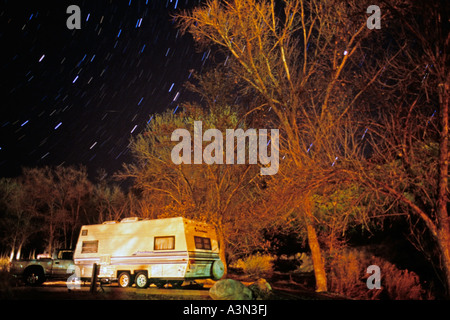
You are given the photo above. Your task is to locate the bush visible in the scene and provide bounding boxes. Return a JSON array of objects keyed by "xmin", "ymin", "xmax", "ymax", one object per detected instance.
[
  {"xmin": 0, "ymin": 256, "xmax": 15, "ymax": 299},
  {"xmin": 380, "ymin": 261, "xmax": 428, "ymax": 300},
  {"xmin": 238, "ymin": 254, "xmax": 274, "ymax": 278},
  {"xmin": 296, "ymin": 253, "xmax": 314, "ymax": 273},
  {"xmin": 0, "ymin": 257, "xmax": 10, "ymax": 272},
  {"xmin": 328, "ymin": 248, "xmax": 431, "ymax": 300}
]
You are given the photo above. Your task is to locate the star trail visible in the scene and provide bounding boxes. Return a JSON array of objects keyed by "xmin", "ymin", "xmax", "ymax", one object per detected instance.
[{"xmin": 0, "ymin": 0, "xmax": 206, "ymax": 178}]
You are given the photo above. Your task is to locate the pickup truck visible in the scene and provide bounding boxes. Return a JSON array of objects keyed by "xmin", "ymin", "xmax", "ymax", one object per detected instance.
[{"xmin": 10, "ymin": 250, "xmax": 74, "ymax": 285}]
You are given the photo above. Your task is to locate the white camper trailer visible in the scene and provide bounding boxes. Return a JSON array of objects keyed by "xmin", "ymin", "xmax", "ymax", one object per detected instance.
[{"xmin": 73, "ymin": 217, "xmax": 225, "ymax": 288}]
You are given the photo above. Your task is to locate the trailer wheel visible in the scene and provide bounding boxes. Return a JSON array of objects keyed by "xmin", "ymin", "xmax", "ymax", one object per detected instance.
[
  {"xmin": 135, "ymin": 272, "xmax": 149, "ymax": 289},
  {"xmin": 118, "ymin": 272, "xmax": 132, "ymax": 288}
]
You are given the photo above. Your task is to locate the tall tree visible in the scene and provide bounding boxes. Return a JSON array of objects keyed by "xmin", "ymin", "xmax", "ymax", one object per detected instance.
[
  {"xmin": 19, "ymin": 166, "xmax": 92, "ymax": 253},
  {"xmin": 92, "ymin": 183, "xmax": 128, "ymax": 223},
  {"xmin": 176, "ymin": 0, "xmax": 386, "ymax": 292},
  {"xmin": 121, "ymin": 104, "xmax": 262, "ymax": 275},
  {"xmin": 0, "ymin": 178, "xmax": 37, "ymax": 260}
]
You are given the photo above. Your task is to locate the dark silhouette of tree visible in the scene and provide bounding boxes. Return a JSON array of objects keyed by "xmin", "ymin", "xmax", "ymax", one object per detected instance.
[
  {"xmin": 350, "ymin": 0, "xmax": 450, "ymax": 295},
  {"xmin": 6, "ymin": 166, "xmax": 93, "ymax": 255},
  {"xmin": 0, "ymin": 178, "xmax": 37, "ymax": 260}
]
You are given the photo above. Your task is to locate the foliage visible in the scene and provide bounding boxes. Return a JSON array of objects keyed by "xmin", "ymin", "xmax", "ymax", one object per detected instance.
[
  {"xmin": 0, "ymin": 257, "xmax": 9, "ymax": 272},
  {"xmin": 295, "ymin": 253, "xmax": 314, "ymax": 273},
  {"xmin": 0, "ymin": 0, "xmax": 446, "ymax": 300},
  {"xmin": 235, "ymin": 253, "xmax": 275, "ymax": 279},
  {"xmin": 120, "ymin": 101, "xmax": 267, "ymax": 274},
  {"xmin": 175, "ymin": 0, "xmax": 395, "ymax": 292},
  {"xmin": 312, "ymin": 184, "xmax": 370, "ymax": 252},
  {"xmin": 0, "ymin": 166, "xmax": 125, "ymax": 258},
  {"xmin": 175, "ymin": 0, "xmax": 450, "ymax": 295},
  {"xmin": 328, "ymin": 248, "xmax": 431, "ymax": 300}
]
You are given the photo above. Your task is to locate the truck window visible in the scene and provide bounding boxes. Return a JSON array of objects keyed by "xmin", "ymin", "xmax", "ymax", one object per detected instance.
[
  {"xmin": 81, "ymin": 240, "xmax": 99, "ymax": 253},
  {"xmin": 154, "ymin": 236, "xmax": 175, "ymax": 250},
  {"xmin": 58, "ymin": 251, "xmax": 73, "ymax": 260},
  {"xmin": 194, "ymin": 236, "xmax": 212, "ymax": 250}
]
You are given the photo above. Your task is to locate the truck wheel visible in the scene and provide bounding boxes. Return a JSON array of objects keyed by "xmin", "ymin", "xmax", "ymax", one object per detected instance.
[
  {"xmin": 134, "ymin": 272, "xmax": 149, "ymax": 289},
  {"xmin": 23, "ymin": 267, "xmax": 45, "ymax": 286},
  {"xmin": 118, "ymin": 272, "xmax": 131, "ymax": 288}
]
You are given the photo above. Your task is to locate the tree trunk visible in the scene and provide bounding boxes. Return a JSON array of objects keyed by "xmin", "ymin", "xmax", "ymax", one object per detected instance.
[
  {"xmin": 437, "ymin": 82, "xmax": 450, "ymax": 295},
  {"xmin": 217, "ymin": 228, "xmax": 228, "ymax": 277},
  {"xmin": 70, "ymin": 200, "xmax": 81, "ymax": 249},
  {"xmin": 15, "ymin": 242, "xmax": 23, "ymax": 260},
  {"xmin": 302, "ymin": 196, "xmax": 328, "ymax": 292},
  {"xmin": 47, "ymin": 221, "xmax": 54, "ymax": 255},
  {"xmin": 9, "ymin": 244, "xmax": 15, "ymax": 262},
  {"xmin": 437, "ymin": 228, "xmax": 450, "ymax": 296}
]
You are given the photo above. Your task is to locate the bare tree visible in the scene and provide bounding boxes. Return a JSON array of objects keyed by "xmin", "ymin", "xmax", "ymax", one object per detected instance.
[
  {"xmin": 352, "ymin": 0, "xmax": 450, "ymax": 295},
  {"xmin": 0, "ymin": 178, "xmax": 37, "ymax": 260},
  {"xmin": 92, "ymin": 183, "xmax": 128, "ymax": 223},
  {"xmin": 57, "ymin": 166, "xmax": 93, "ymax": 249},
  {"xmin": 18, "ymin": 166, "xmax": 93, "ymax": 253}
]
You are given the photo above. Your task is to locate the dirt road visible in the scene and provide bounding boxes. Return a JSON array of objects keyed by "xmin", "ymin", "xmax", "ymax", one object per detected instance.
[{"xmin": 7, "ymin": 282, "xmax": 212, "ymax": 300}]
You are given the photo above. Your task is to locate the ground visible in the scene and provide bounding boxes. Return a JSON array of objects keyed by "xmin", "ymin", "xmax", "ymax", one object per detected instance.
[{"xmin": 0, "ymin": 270, "xmax": 346, "ymax": 300}]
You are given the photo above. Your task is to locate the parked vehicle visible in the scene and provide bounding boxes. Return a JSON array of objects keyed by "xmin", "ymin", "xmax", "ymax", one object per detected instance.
[
  {"xmin": 73, "ymin": 217, "xmax": 225, "ymax": 288},
  {"xmin": 10, "ymin": 249, "xmax": 74, "ymax": 285}
]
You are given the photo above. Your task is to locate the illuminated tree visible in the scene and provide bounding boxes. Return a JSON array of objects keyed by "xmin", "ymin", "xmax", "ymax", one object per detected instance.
[
  {"xmin": 121, "ymin": 102, "xmax": 264, "ymax": 275},
  {"xmin": 176, "ymin": 0, "xmax": 386, "ymax": 291}
]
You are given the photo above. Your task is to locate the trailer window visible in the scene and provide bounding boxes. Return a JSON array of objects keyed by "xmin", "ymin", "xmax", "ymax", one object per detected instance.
[
  {"xmin": 154, "ymin": 236, "xmax": 175, "ymax": 250},
  {"xmin": 194, "ymin": 236, "xmax": 212, "ymax": 250},
  {"xmin": 81, "ymin": 240, "xmax": 98, "ymax": 253}
]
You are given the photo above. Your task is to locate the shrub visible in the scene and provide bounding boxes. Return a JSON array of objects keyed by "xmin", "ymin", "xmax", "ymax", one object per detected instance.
[
  {"xmin": 328, "ymin": 248, "xmax": 430, "ymax": 300},
  {"xmin": 380, "ymin": 262, "xmax": 428, "ymax": 300},
  {"xmin": 0, "ymin": 256, "xmax": 10, "ymax": 272},
  {"xmin": 0, "ymin": 256, "xmax": 15, "ymax": 299},
  {"xmin": 239, "ymin": 254, "xmax": 274, "ymax": 278},
  {"xmin": 296, "ymin": 252, "xmax": 314, "ymax": 273}
]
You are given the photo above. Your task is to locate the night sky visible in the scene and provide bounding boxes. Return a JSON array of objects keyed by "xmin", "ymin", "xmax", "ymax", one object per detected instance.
[{"xmin": 0, "ymin": 0, "xmax": 206, "ymax": 178}]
